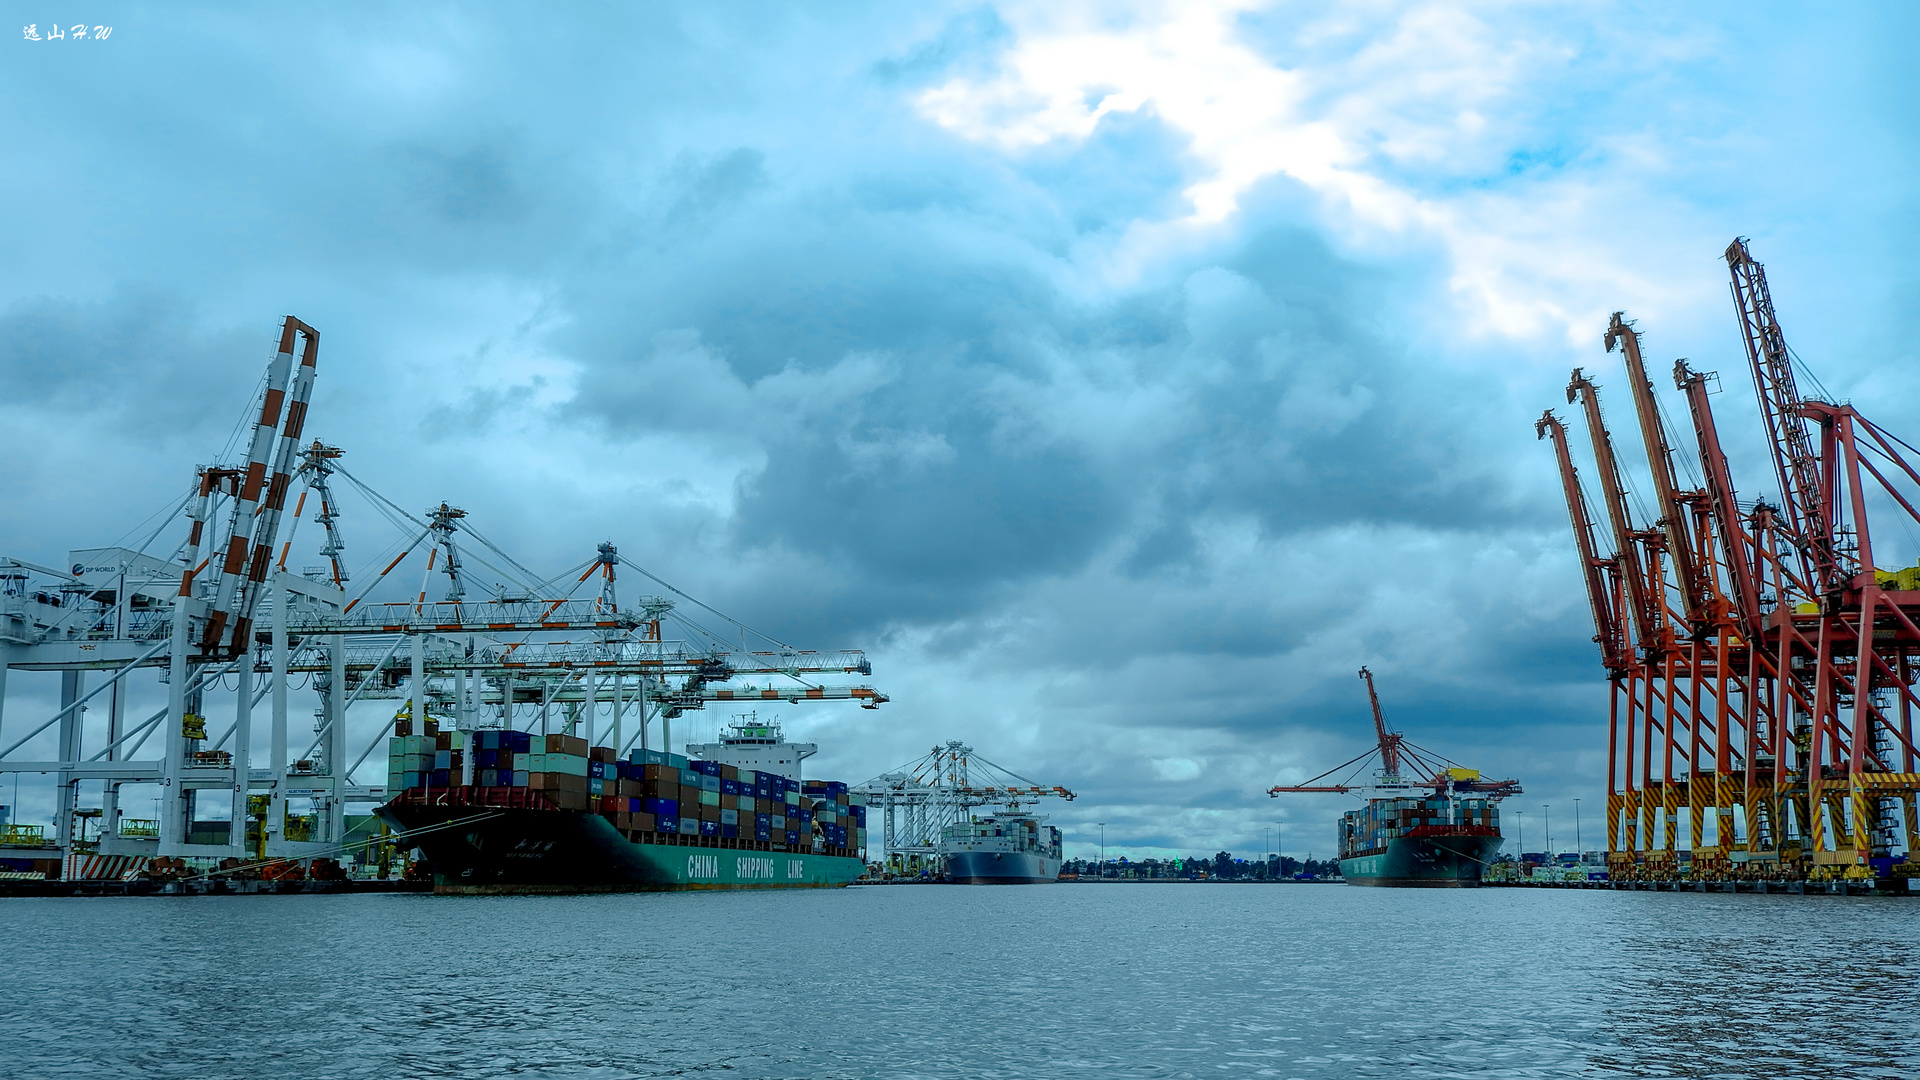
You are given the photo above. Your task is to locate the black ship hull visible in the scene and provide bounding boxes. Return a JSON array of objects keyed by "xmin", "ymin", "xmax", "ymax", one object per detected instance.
[{"xmin": 377, "ymin": 800, "xmax": 864, "ymax": 893}]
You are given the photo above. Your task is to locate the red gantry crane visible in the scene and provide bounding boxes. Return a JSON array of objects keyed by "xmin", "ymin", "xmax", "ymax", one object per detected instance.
[
  {"xmin": 1268, "ymin": 668, "xmax": 1520, "ymax": 798},
  {"xmin": 1540, "ymin": 240, "xmax": 1920, "ymax": 887}
]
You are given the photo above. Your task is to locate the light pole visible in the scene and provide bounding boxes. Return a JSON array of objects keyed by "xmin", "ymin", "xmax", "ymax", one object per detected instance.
[
  {"xmin": 1515, "ymin": 810, "xmax": 1524, "ymax": 858},
  {"xmin": 1544, "ymin": 803, "xmax": 1552, "ymax": 858},
  {"xmin": 1574, "ymin": 798, "xmax": 1582, "ymax": 853},
  {"xmin": 1098, "ymin": 822, "xmax": 1105, "ymax": 880}
]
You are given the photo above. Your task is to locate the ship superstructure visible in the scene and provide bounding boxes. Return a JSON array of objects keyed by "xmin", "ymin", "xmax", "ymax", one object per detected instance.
[
  {"xmin": 685, "ymin": 713, "xmax": 815, "ymax": 780},
  {"xmin": 1270, "ymin": 668, "xmax": 1520, "ymax": 887}
]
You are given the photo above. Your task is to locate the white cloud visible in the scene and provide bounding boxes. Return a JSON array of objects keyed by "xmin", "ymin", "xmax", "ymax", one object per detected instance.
[{"xmin": 918, "ymin": 1, "xmax": 1733, "ymax": 348}]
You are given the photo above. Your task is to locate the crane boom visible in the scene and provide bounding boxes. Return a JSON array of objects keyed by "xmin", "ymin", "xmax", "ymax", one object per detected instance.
[
  {"xmin": 1357, "ymin": 666, "xmax": 1403, "ymax": 779},
  {"xmin": 1270, "ymin": 671, "xmax": 1517, "ymax": 799},
  {"xmin": 1536, "ymin": 411, "xmax": 1629, "ymax": 671},
  {"xmin": 1673, "ymin": 361, "xmax": 1764, "ymax": 635},
  {"xmin": 1727, "ymin": 238, "xmax": 1841, "ymax": 590},
  {"xmin": 1567, "ymin": 369, "xmax": 1663, "ymax": 652},
  {"xmin": 1607, "ymin": 313, "xmax": 1707, "ymax": 631}
]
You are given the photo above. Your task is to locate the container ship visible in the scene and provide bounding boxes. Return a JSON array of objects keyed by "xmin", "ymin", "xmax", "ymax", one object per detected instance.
[
  {"xmin": 1269, "ymin": 668, "xmax": 1520, "ymax": 887},
  {"xmin": 939, "ymin": 807, "xmax": 1063, "ymax": 884},
  {"xmin": 376, "ymin": 715, "xmax": 868, "ymax": 893}
]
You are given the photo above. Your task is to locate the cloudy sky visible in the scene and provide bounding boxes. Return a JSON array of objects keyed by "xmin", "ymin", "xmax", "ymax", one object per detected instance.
[{"xmin": 3, "ymin": 2, "xmax": 1915, "ymax": 860}]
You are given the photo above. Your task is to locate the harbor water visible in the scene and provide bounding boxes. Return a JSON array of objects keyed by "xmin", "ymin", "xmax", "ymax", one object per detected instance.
[{"xmin": 1, "ymin": 884, "xmax": 1914, "ymax": 1078}]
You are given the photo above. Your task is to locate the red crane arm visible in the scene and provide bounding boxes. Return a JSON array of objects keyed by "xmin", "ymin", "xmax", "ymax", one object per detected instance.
[
  {"xmin": 1357, "ymin": 666, "xmax": 1402, "ymax": 778},
  {"xmin": 1567, "ymin": 369, "xmax": 1663, "ymax": 652},
  {"xmin": 1536, "ymin": 411, "xmax": 1630, "ymax": 671},
  {"xmin": 1674, "ymin": 361, "xmax": 1765, "ymax": 636},
  {"xmin": 1727, "ymin": 238, "xmax": 1842, "ymax": 591},
  {"xmin": 1607, "ymin": 312, "xmax": 1707, "ymax": 631}
]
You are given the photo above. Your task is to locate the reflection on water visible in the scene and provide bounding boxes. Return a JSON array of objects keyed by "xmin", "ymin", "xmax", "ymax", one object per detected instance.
[
  {"xmin": 1591, "ymin": 899, "xmax": 1917, "ymax": 1079},
  {"xmin": 0, "ymin": 885, "xmax": 1913, "ymax": 1078}
]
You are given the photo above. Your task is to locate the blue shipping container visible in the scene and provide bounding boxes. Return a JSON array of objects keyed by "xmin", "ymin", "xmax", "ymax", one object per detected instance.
[{"xmin": 513, "ymin": 770, "xmax": 528, "ymax": 787}]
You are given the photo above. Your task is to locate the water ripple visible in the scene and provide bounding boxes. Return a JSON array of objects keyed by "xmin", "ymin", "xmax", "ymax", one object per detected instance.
[{"xmin": 0, "ymin": 886, "xmax": 1913, "ymax": 1078}]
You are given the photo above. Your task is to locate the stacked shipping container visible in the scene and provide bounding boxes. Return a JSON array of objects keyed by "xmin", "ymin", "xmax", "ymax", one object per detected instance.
[
  {"xmin": 1340, "ymin": 797, "xmax": 1502, "ymax": 856},
  {"xmin": 386, "ymin": 727, "xmax": 869, "ymax": 857}
]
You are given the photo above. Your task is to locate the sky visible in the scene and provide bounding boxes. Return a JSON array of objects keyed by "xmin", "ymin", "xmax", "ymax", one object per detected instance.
[{"xmin": 2, "ymin": 1, "xmax": 1916, "ymax": 861}]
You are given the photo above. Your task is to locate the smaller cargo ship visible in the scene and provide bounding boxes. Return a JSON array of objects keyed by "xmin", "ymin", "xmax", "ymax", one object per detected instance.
[
  {"xmin": 856, "ymin": 740, "xmax": 1075, "ymax": 883},
  {"xmin": 1269, "ymin": 668, "xmax": 1520, "ymax": 888},
  {"xmin": 939, "ymin": 807, "xmax": 1062, "ymax": 884}
]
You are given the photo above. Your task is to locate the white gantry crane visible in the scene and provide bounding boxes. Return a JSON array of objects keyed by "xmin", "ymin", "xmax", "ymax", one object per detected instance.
[
  {"xmin": 855, "ymin": 740, "xmax": 1072, "ymax": 876},
  {"xmin": 0, "ymin": 315, "xmax": 886, "ymax": 884}
]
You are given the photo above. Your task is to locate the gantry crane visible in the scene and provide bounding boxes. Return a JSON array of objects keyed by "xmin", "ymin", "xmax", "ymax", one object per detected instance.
[
  {"xmin": 0, "ymin": 315, "xmax": 888, "ymax": 882},
  {"xmin": 1541, "ymin": 240, "xmax": 1920, "ymax": 885},
  {"xmin": 855, "ymin": 741, "xmax": 1073, "ymax": 876},
  {"xmin": 1268, "ymin": 668, "xmax": 1520, "ymax": 799}
]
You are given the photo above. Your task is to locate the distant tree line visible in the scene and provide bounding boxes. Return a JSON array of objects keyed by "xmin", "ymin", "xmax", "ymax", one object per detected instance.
[{"xmin": 1063, "ymin": 852, "xmax": 1338, "ymax": 880}]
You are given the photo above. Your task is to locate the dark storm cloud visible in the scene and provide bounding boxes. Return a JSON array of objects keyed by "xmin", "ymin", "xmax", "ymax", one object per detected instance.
[
  {"xmin": 560, "ymin": 164, "xmax": 1520, "ymax": 639},
  {"xmin": 0, "ymin": 288, "xmax": 260, "ymax": 434}
]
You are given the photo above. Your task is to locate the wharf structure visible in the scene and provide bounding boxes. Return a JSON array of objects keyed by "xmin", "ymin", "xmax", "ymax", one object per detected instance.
[
  {"xmin": 0, "ymin": 316, "xmax": 886, "ymax": 885},
  {"xmin": 1538, "ymin": 240, "xmax": 1920, "ymax": 886}
]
